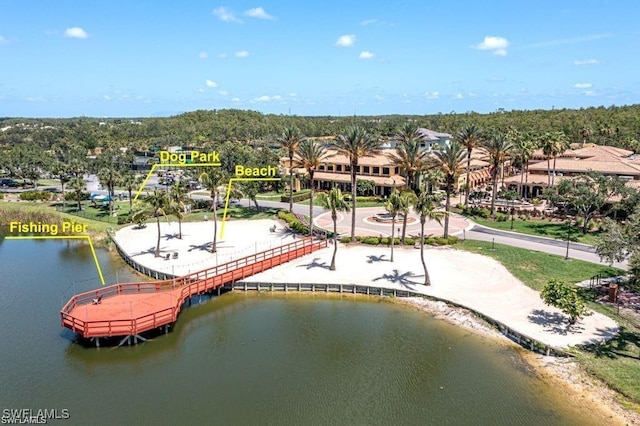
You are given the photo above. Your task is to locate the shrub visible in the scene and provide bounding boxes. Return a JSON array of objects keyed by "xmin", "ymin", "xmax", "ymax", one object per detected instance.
[
  {"xmin": 340, "ymin": 236, "xmax": 351, "ymax": 244},
  {"xmin": 404, "ymin": 238, "xmax": 415, "ymax": 245},
  {"xmin": 0, "ymin": 194, "xmax": 3, "ymax": 200},
  {"xmin": 117, "ymin": 214, "xmax": 131, "ymax": 225},
  {"xmin": 362, "ymin": 237, "xmax": 379, "ymax": 245},
  {"xmin": 495, "ymin": 213, "xmax": 507, "ymax": 222},
  {"xmin": 19, "ymin": 191, "xmax": 52, "ymax": 201},
  {"xmin": 280, "ymin": 190, "xmax": 311, "ymax": 203},
  {"xmin": 277, "ymin": 210, "xmax": 309, "ymax": 235},
  {"xmin": 478, "ymin": 208, "xmax": 490, "ymax": 218}
]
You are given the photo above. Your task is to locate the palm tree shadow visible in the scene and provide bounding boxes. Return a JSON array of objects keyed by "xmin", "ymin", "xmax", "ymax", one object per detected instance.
[
  {"xmin": 580, "ymin": 327, "xmax": 640, "ymax": 360},
  {"xmin": 297, "ymin": 257, "xmax": 330, "ymax": 270},
  {"xmin": 187, "ymin": 242, "xmax": 233, "ymax": 252},
  {"xmin": 367, "ymin": 254, "xmax": 387, "ymax": 263},
  {"xmin": 163, "ymin": 233, "xmax": 180, "ymax": 240},
  {"xmin": 373, "ymin": 269, "xmax": 422, "ymax": 287}
]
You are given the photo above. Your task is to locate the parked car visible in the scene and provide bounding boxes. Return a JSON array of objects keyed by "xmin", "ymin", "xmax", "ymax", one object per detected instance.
[{"xmin": 0, "ymin": 178, "xmax": 20, "ymax": 187}]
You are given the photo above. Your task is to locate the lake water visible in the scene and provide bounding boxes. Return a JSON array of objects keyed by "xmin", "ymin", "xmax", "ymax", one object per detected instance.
[{"xmin": 0, "ymin": 239, "xmax": 607, "ymax": 425}]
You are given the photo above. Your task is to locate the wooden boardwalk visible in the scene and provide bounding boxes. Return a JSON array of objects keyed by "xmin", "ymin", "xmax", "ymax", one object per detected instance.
[{"xmin": 61, "ymin": 237, "xmax": 326, "ymax": 344}]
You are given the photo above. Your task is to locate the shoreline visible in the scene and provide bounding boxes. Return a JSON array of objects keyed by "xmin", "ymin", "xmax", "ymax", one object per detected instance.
[{"xmin": 395, "ymin": 296, "xmax": 640, "ymax": 426}]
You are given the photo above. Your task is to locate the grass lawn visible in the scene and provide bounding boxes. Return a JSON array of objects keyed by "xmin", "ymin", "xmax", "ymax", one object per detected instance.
[
  {"xmin": 0, "ymin": 201, "xmax": 115, "ymax": 237},
  {"xmin": 456, "ymin": 239, "xmax": 640, "ymax": 408},
  {"xmin": 181, "ymin": 206, "xmax": 280, "ymax": 222},
  {"xmin": 468, "ymin": 216, "xmax": 602, "ymax": 245}
]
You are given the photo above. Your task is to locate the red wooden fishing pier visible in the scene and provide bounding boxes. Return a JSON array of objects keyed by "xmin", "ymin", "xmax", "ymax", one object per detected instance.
[{"xmin": 61, "ymin": 237, "xmax": 326, "ymax": 346}]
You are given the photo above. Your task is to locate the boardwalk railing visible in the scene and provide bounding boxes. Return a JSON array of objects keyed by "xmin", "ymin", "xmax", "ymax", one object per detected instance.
[{"xmin": 61, "ymin": 237, "xmax": 327, "ymax": 338}]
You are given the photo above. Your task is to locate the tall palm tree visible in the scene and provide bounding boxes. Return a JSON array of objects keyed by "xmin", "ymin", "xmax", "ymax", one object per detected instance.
[
  {"xmin": 132, "ymin": 189, "xmax": 170, "ymax": 257},
  {"xmin": 483, "ymin": 133, "xmax": 514, "ymax": 216},
  {"xmin": 385, "ymin": 189, "xmax": 403, "ymax": 262},
  {"xmin": 98, "ymin": 166, "xmax": 121, "ymax": 216},
  {"xmin": 169, "ymin": 181, "xmax": 190, "ymax": 239},
  {"xmin": 399, "ymin": 191, "xmax": 416, "ymax": 244},
  {"xmin": 579, "ymin": 127, "xmax": 592, "ymax": 147},
  {"xmin": 333, "ymin": 126, "xmax": 381, "ymax": 241},
  {"xmin": 413, "ymin": 189, "xmax": 447, "ymax": 285},
  {"xmin": 120, "ymin": 172, "xmax": 140, "ymax": 212},
  {"xmin": 316, "ymin": 186, "xmax": 350, "ymax": 270},
  {"xmin": 457, "ymin": 124, "xmax": 483, "ymax": 207},
  {"xmin": 388, "ymin": 135, "xmax": 427, "ymax": 192},
  {"xmin": 68, "ymin": 176, "xmax": 85, "ymax": 212},
  {"xmin": 199, "ymin": 168, "xmax": 227, "ymax": 253},
  {"xmin": 599, "ymin": 125, "xmax": 614, "ymax": 145},
  {"xmin": 278, "ymin": 126, "xmax": 304, "ymax": 212},
  {"xmin": 428, "ymin": 141, "xmax": 466, "ymax": 237},
  {"xmin": 515, "ymin": 132, "xmax": 538, "ymax": 198},
  {"xmin": 391, "ymin": 122, "xmax": 427, "ymax": 192},
  {"xmin": 295, "ymin": 139, "xmax": 328, "ymax": 238},
  {"xmin": 549, "ymin": 131, "xmax": 569, "ymax": 186}
]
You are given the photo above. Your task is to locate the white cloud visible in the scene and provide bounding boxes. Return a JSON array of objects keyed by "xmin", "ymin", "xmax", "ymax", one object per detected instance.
[
  {"xmin": 468, "ymin": 92, "xmax": 478, "ymax": 97},
  {"xmin": 199, "ymin": 51, "xmax": 208, "ymax": 59},
  {"xmin": 206, "ymin": 80, "xmax": 218, "ymax": 88},
  {"xmin": 198, "ymin": 89, "xmax": 205, "ymax": 94},
  {"xmin": 574, "ymin": 83, "xmax": 592, "ymax": 89},
  {"xmin": 64, "ymin": 27, "xmax": 88, "ymax": 39},
  {"xmin": 474, "ymin": 35, "xmax": 509, "ymax": 56},
  {"xmin": 253, "ymin": 95, "xmax": 282, "ymax": 102},
  {"xmin": 244, "ymin": 7, "xmax": 274, "ymax": 20},
  {"xmin": 289, "ymin": 92, "xmax": 297, "ymax": 97},
  {"xmin": 361, "ymin": 19, "xmax": 377, "ymax": 26},
  {"xmin": 584, "ymin": 90, "xmax": 596, "ymax": 96},
  {"xmin": 234, "ymin": 50, "xmax": 249, "ymax": 58},
  {"xmin": 213, "ymin": 6, "xmax": 241, "ymax": 23},
  {"xmin": 359, "ymin": 51, "xmax": 375, "ymax": 59},
  {"xmin": 335, "ymin": 34, "xmax": 356, "ymax": 47},
  {"xmin": 103, "ymin": 95, "xmax": 111, "ymax": 101},
  {"xmin": 454, "ymin": 93, "xmax": 464, "ymax": 99},
  {"xmin": 373, "ymin": 94, "xmax": 384, "ymax": 101},
  {"xmin": 424, "ymin": 91, "xmax": 439, "ymax": 99},
  {"xmin": 573, "ymin": 59, "xmax": 599, "ymax": 66},
  {"xmin": 231, "ymin": 97, "xmax": 241, "ymax": 102},
  {"xmin": 219, "ymin": 52, "xmax": 228, "ymax": 59},
  {"xmin": 0, "ymin": 35, "xmax": 7, "ymax": 44},
  {"xmin": 219, "ymin": 90, "xmax": 228, "ymax": 96}
]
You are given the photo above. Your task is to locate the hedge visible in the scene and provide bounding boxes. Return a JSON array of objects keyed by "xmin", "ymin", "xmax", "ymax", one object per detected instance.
[
  {"xmin": 277, "ymin": 210, "xmax": 309, "ymax": 235},
  {"xmin": 338, "ymin": 235, "xmax": 458, "ymax": 246},
  {"xmin": 19, "ymin": 191, "xmax": 52, "ymax": 201},
  {"xmin": 280, "ymin": 190, "xmax": 311, "ymax": 203}
]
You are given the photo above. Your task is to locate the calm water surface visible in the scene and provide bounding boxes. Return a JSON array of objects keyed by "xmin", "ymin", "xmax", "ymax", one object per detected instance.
[{"xmin": 0, "ymin": 240, "xmax": 604, "ymax": 425}]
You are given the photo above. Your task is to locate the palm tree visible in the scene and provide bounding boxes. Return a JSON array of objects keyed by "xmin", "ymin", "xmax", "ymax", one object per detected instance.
[
  {"xmin": 579, "ymin": 127, "xmax": 592, "ymax": 147},
  {"xmin": 423, "ymin": 168, "xmax": 445, "ymax": 195},
  {"xmin": 428, "ymin": 141, "xmax": 466, "ymax": 237},
  {"xmin": 333, "ymin": 126, "xmax": 381, "ymax": 241},
  {"xmin": 68, "ymin": 176, "xmax": 85, "ymax": 212},
  {"xmin": 199, "ymin": 168, "xmax": 227, "ymax": 253},
  {"xmin": 278, "ymin": 126, "xmax": 304, "ymax": 212},
  {"xmin": 541, "ymin": 131, "xmax": 569, "ymax": 187},
  {"xmin": 98, "ymin": 166, "xmax": 121, "ymax": 216},
  {"xmin": 513, "ymin": 132, "xmax": 537, "ymax": 198},
  {"xmin": 413, "ymin": 189, "xmax": 447, "ymax": 285},
  {"xmin": 169, "ymin": 181, "xmax": 190, "ymax": 239},
  {"xmin": 385, "ymin": 189, "xmax": 403, "ymax": 262},
  {"xmin": 120, "ymin": 172, "xmax": 140, "ymax": 212},
  {"xmin": 599, "ymin": 125, "xmax": 614, "ymax": 145},
  {"xmin": 295, "ymin": 139, "xmax": 328, "ymax": 238},
  {"xmin": 483, "ymin": 133, "xmax": 514, "ymax": 216},
  {"xmin": 457, "ymin": 124, "xmax": 483, "ymax": 207},
  {"xmin": 389, "ymin": 122, "xmax": 427, "ymax": 192},
  {"xmin": 316, "ymin": 187, "xmax": 350, "ymax": 270},
  {"xmin": 132, "ymin": 189, "xmax": 170, "ymax": 257},
  {"xmin": 399, "ymin": 191, "xmax": 416, "ymax": 244}
]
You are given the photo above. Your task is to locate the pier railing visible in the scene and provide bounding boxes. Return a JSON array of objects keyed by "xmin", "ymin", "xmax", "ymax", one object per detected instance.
[{"xmin": 61, "ymin": 237, "xmax": 327, "ymax": 338}]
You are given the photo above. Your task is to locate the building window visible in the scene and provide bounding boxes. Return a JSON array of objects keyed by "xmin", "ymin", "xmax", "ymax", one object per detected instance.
[
  {"xmin": 345, "ymin": 165, "xmax": 351, "ymax": 172},
  {"xmin": 319, "ymin": 165, "xmax": 325, "ymax": 171},
  {"xmin": 382, "ymin": 167, "xmax": 390, "ymax": 175},
  {"xmin": 363, "ymin": 166, "xmax": 370, "ymax": 174},
  {"xmin": 394, "ymin": 167, "xmax": 399, "ymax": 174},
  {"xmin": 327, "ymin": 165, "xmax": 333, "ymax": 172},
  {"xmin": 336, "ymin": 165, "xmax": 342, "ymax": 172},
  {"xmin": 373, "ymin": 167, "xmax": 380, "ymax": 174}
]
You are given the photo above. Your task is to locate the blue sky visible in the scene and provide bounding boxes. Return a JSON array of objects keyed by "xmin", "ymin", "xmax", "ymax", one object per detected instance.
[{"xmin": 1, "ymin": 0, "xmax": 639, "ymax": 117}]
